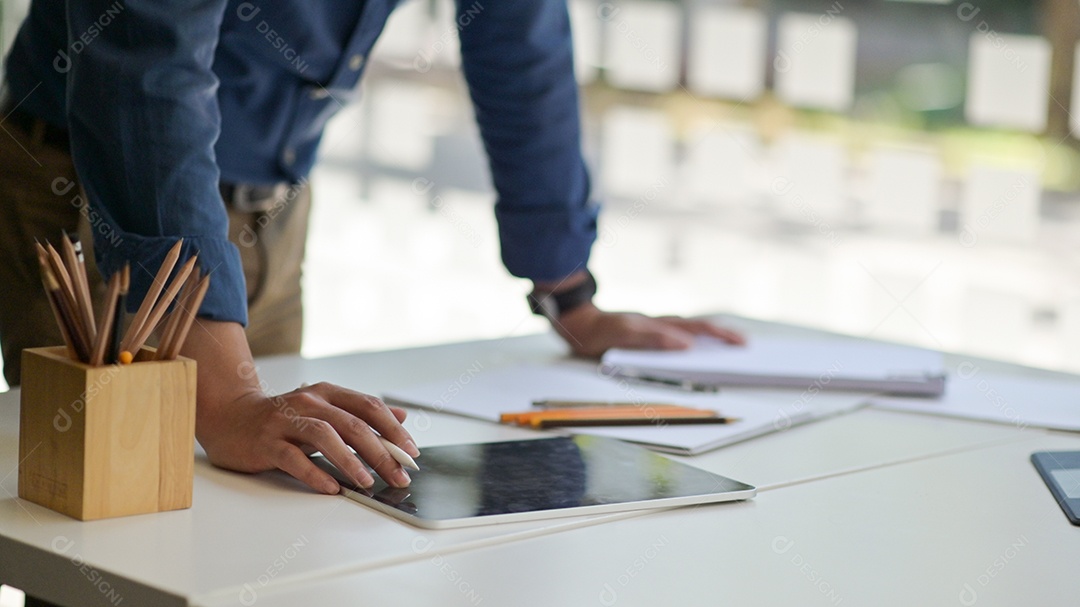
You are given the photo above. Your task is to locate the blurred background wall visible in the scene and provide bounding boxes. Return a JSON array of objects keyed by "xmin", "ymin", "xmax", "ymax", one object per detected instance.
[{"xmin": 3, "ymin": 0, "xmax": 1080, "ymax": 392}]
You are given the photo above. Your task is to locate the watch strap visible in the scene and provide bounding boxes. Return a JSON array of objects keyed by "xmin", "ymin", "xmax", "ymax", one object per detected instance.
[{"xmin": 528, "ymin": 271, "xmax": 597, "ymax": 320}]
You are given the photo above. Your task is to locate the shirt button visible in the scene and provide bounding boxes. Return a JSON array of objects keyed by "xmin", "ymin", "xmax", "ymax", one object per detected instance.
[
  {"xmin": 309, "ymin": 88, "xmax": 330, "ymax": 100},
  {"xmin": 349, "ymin": 54, "xmax": 365, "ymax": 71},
  {"xmin": 282, "ymin": 147, "xmax": 296, "ymax": 166}
]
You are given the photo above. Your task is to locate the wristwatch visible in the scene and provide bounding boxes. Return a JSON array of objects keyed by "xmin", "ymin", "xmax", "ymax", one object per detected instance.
[{"xmin": 528, "ymin": 271, "xmax": 597, "ymax": 321}]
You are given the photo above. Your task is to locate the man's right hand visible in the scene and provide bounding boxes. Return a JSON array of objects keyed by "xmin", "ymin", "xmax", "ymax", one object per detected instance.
[{"xmin": 181, "ymin": 320, "xmax": 419, "ymax": 495}]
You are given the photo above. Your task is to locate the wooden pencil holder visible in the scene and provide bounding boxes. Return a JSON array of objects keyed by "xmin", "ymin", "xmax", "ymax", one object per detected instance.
[{"xmin": 18, "ymin": 346, "xmax": 197, "ymax": 521}]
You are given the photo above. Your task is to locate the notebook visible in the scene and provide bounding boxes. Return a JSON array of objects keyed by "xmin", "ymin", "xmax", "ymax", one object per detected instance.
[{"xmin": 601, "ymin": 335, "xmax": 947, "ymax": 397}]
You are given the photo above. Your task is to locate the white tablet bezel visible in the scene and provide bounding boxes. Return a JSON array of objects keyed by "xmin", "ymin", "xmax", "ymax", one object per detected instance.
[{"xmin": 313, "ymin": 436, "xmax": 756, "ymax": 529}]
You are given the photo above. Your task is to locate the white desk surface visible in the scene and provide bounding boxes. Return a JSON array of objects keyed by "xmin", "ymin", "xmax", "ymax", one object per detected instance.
[
  {"xmin": 202, "ymin": 432, "xmax": 1080, "ymax": 607},
  {"xmin": 0, "ymin": 319, "xmax": 1076, "ymax": 606}
]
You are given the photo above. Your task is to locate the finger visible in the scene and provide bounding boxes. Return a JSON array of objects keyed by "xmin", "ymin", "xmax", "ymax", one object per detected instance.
[
  {"xmin": 389, "ymin": 405, "xmax": 408, "ymax": 423},
  {"xmin": 285, "ymin": 417, "xmax": 376, "ymax": 489},
  {"xmin": 318, "ymin": 409, "xmax": 412, "ymax": 489},
  {"xmin": 271, "ymin": 439, "xmax": 346, "ymax": 495},
  {"xmin": 287, "ymin": 388, "xmax": 413, "ymax": 488},
  {"xmin": 663, "ymin": 318, "xmax": 746, "ymax": 345},
  {"xmin": 296, "ymin": 383, "xmax": 409, "ymax": 426},
  {"xmin": 308, "ymin": 383, "xmax": 420, "ymax": 457}
]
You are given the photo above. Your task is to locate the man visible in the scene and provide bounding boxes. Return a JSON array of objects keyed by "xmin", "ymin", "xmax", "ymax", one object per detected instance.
[{"xmin": 0, "ymin": 0, "xmax": 743, "ymax": 497}]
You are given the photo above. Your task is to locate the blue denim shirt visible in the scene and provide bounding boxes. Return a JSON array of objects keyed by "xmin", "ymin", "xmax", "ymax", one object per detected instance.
[{"xmin": 4, "ymin": 0, "xmax": 597, "ymax": 325}]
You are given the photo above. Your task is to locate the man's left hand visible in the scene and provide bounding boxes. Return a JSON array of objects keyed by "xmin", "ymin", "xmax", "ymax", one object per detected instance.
[{"xmin": 551, "ymin": 302, "xmax": 745, "ymax": 359}]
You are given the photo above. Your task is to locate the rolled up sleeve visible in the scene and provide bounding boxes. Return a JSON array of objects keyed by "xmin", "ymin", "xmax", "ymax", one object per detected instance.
[
  {"xmin": 65, "ymin": 0, "xmax": 247, "ymax": 324},
  {"xmin": 457, "ymin": 0, "xmax": 598, "ymax": 283}
]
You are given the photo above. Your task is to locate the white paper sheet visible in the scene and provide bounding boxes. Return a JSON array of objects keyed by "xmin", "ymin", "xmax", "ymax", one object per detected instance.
[
  {"xmin": 384, "ymin": 363, "xmax": 869, "ymax": 454},
  {"xmin": 873, "ymin": 372, "xmax": 1080, "ymax": 432}
]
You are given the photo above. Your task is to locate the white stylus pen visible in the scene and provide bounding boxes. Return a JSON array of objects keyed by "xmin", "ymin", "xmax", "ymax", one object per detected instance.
[
  {"xmin": 379, "ymin": 438, "xmax": 420, "ymax": 471},
  {"xmin": 299, "ymin": 384, "xmax": 420, "ymax": 471}
]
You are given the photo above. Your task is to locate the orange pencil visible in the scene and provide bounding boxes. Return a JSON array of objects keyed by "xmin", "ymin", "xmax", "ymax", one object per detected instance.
[
  {"xmin": 532, "ymin": 416, "xmax": 738, "ymax": 428},
  {"xmin": 499, "ymin": 406, "xmax": 731, "ymax": 428},
  {"xmin": 500, "ymin": 405, "xmax": 708, "ymax": 424}
]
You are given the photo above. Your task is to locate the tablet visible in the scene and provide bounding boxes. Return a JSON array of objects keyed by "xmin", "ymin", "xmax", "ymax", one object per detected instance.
[
  {"xmin": 1031, "ymin": 451, "xmax": 1080, "ymax": 526},
  {"xmin": 312, "ymin": 436, "xmax": 756, "ymax": 529}
]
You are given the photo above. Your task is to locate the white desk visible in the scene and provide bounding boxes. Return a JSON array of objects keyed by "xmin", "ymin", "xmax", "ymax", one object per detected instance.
[
  {"xmin": 0, "ymin": 322, "xmax": 1076, "ymax": 606},
  {"xmin": 242, "ymin": 433, "xmax": 1079, "ymax": 607}
]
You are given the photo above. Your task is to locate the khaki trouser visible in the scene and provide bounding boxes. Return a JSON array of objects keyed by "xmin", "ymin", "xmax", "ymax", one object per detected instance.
[{"xmin": 0, "ymin": 114, "xmax": 309, "ymax": 387}]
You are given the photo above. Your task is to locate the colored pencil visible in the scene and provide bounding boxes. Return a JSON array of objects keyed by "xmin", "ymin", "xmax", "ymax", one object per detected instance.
[
  {"xmin": 121, "ymin": 239, "xmax": 183, "ymax": 353},
  {"xmin": 33, "ymin": 236, "xmax": 207, "ymax": 366},
  {"xmin": 108, "ymin": 264, "xmax": 130, "ymax": 364},
  {"xmin": 35, "ymin": 249, "xmax": 77, "ymax": 360},
  {"xmin": 41, "ymin": 262, "xmax": 90, "ymax": 362},
  {"xmin": 64, "ymin": 232, "xmax": 97, "ymax": 340},
  {"xmin": 89, "ymin": 272, "xmax": 121, "ymax": 366},
  {"xmin": 158, "ymin": 273, "xmax": 210, "ymax": 361},
  {"xmin": 44, "ymin": 242, "xmax": 90, "ymax": 354},
  {"xmin": 157, "ymin": 267, "xmax": 200, "ymax": 360},
  {"xmin": 124, "ymin": 255, "xmax": 198, "ymax": 356},
  {"xmin": 499, "ymin": 405, "xmax": 737, "ymax": 429}
]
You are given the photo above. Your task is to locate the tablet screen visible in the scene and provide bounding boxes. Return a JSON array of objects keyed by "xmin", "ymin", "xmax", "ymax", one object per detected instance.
[
  {"xmin": 313, "ymin": 435, "xmax": 755, "ymax": 528},
  {"xmin": 1050, "ymin": 468, "xmax": 1080, "ymax": 499}
]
